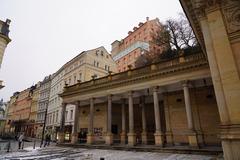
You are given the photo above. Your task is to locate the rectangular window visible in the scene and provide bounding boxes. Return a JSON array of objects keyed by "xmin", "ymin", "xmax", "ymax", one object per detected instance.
[
  {"xmin": 56, "ymin": 111, "xmax": 58, "ymax": 122},
  {"xmin": 79, "ymin": 73, "xmax": 82, "ymax": 81},
  {"xmin": 74, "ymin": 76, "xmax": 76, "ymax": 84},
  {"xmin": 70, "ymin": 110, "xmax": 73, "ymax": 120},
  {"xmin": 65, "ymin": 111, "xmax": 68, "ymax": 120}
]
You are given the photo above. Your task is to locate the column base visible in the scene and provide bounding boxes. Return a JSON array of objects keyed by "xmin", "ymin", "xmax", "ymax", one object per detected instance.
[
  {"xmin": 87, "ymin": 133, "xmax": 94, "ymax": 145},
  {"xmin": 141, "ymin": 132, "xmax": 148, "ymax": 145},
  {"xmin": 105, "ymin": 133, "xmax": 113, "ymax": 145},
  {"xmin": 120, "ymin": 132, "xmax": 126, "ymax": 144},
  {"xmin": 58, "ymin": 132, "xmax": 65, "ymax": 143},
  {"xmin": 188, "ymin": 132, "xmax": 199, "ymax": 148},
  {"xmin": 127, "ymin": 133, "xmax": 136, "ymax": 146},
  {"xmin": 196, "ymin": 131, "xmax": 204, "ymax": 146},
  {"xmin": 165, "ymin": 131, "xmax": 174, "ymax": 146},
  {"xmin": 71, "ymin": 133, "xmax": 78, "ymax": 144},
  {"xmin": 221, "ymin": 124, "xmax": 240, "ymax": 160},
  {"xmin": 154, "ymin": 132, "xmax": 164, "ymax": 146}
]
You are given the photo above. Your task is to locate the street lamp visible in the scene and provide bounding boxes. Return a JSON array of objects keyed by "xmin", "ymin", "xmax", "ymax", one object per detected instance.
[{"xmin": 40, "ymin": 102, "xmax": 48, "ymax": 147}]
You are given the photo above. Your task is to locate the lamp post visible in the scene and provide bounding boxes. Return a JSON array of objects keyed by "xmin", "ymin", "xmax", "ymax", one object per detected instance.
[{"xmin": 40, "ymin": 102, "xmax": 48, "ymax": 148}]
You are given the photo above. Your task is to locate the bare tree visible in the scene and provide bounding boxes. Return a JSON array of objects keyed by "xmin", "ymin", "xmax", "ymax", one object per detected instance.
[
  {"xmin": 135, "ymin": 13, "xmax": 197, "ymax": 68},
  {"xmin": 152, "ymin": 13, "xmax": 197, "ymax": 52},
  {"xmin": 178, "ymin": 13, "xmax": 197, "ymax": 47}
]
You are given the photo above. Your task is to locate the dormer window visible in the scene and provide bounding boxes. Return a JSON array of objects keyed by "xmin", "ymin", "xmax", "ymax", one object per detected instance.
[{"xmin": 95, "ymin": 50, "xmax": 99, "ymax": 56}]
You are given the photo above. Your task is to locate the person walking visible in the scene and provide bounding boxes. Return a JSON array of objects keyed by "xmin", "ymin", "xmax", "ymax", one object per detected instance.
[
  {"xmin": 18, "ymin": 133, "xmax": 24, "ymax": 149},
  {"xmin": 44, "ymin": 134, "xmax": 51, "ymax": 147}
]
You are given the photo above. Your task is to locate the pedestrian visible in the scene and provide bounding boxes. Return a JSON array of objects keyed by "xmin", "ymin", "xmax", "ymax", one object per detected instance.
[
  {"xmin": 47, "ymin": 134, "xmax": 51, "ymax": 146},
  {"xmin": 44, "ymin": 134, "xmax": 51, "ymax": 147},
  {"xmin": 18, "ymin": 133, "xmax": 24, "ymax": 149}
]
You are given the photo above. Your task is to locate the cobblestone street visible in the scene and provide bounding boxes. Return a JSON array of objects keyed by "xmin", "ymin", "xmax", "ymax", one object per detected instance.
[{"xmin": 0, "ymin": 145, "xmax": 222, "ymax": 160}]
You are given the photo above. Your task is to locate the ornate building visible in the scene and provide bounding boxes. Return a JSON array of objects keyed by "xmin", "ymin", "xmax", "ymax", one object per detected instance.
[
  {"xmin": 180, "ymin": 0, "xmax": 240, "ymax": 159},
  {"xmin": 46, "ymin": 46, "xmax": 117, "ymax": 141},
  {"xmin": 0, "ymin": 19, "xmax": 11, "ymax": 89},
  {"xmin": 59, "ymin": 52, "xmax": 222, "ymax": 147}
]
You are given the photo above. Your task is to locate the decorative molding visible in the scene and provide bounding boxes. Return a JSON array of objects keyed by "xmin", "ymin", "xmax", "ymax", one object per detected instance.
[{"xmin": 222, "ymin": 0, "xmax": 240, "ymax": 36}]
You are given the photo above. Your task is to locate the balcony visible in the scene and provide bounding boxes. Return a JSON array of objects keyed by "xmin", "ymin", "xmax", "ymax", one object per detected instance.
[{"xmin": 113, "ymin": 41, "xmax": 149, "ymax": 61}]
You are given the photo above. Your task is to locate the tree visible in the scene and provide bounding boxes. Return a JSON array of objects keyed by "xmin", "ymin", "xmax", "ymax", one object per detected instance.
[
  {"xmin": 135, "ymin": 13, "xmax": 198, "ymax": 68},
  {"xmin": 178, "ymin": 13, "xmax": 197, "ymax": 48},
  {"xmin": 152, "ymin": 13, "xmax": 197, "ymax": 52}
]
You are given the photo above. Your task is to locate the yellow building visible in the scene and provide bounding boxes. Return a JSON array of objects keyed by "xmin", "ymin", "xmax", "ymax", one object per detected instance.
[
  {"xmin": 180, "ymin": 1, "xmax": 240, "ymax": 159},
  {"xmin": 29, "ymin": 83, "xmax": 40, "ymax": 137}
]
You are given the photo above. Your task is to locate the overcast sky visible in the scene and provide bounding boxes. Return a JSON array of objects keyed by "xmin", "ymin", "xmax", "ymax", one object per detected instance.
[{"xmin": 0, "ymin": 0, "xmax": 183, "ymax": 101}]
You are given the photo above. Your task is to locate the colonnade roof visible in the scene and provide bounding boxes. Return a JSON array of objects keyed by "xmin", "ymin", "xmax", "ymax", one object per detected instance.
[{"xmin": 60, "ymin": 52, "xmax": 211, "ymax": 104}]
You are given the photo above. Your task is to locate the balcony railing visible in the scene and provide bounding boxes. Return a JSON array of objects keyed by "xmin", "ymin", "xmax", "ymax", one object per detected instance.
[
  {"xmin": 64, "ymin": 52, "xmax": 207, "ymax": 93},
  {"xmin": 113, "ymin": 41, "xmax": 150, "ymax": 61}
]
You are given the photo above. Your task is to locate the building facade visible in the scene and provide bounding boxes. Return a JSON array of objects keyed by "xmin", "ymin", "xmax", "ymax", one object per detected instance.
[
  {"xmin": 180, "ymin": 1, "xmax": 240, "ymax": 159},
  {"xmin": 46, "ymin": 46, "xmax": 117, "ymax": 141},
  {"xmin": 0, "ymin": 19, "xmax": 11, "ymax": 89},
  {"xmin": 28, "ymin": 83, "xmax": 40, "ymax": 138},
  {"xmin": 5, "ymin": 86, "xmax": 38, "ymax": 137},
  {"xmin": 36, "ymin": 75, "xmax": 52, "ymax": 138},
  {"xmin": 111, "ymin": 17, "xmax": 165, "ymax": 72}
]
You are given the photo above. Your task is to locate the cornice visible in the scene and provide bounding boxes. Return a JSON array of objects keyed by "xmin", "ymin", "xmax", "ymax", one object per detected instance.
[{"xmin": 61, "ymin": 53, "xmax": 208, "ymax": 99}]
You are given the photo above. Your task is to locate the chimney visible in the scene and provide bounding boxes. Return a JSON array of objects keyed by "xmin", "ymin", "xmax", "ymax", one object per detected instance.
[{"xmin": 146, "ymin": 17, "xmax": 149, "ymax": 21}]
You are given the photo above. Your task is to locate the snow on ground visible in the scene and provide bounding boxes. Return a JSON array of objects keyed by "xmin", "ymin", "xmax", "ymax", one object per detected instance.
[{"xmin": 0, "ymin": 146, "xmax": 221, "ymax": 160}]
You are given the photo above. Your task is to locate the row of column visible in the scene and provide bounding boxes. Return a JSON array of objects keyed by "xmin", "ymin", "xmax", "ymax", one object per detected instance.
[{"xmin": 59, "ymin": 81, "xmax": 199, "ymax": 147}]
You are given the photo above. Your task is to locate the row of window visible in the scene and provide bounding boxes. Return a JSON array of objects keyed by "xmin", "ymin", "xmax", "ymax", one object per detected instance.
[
  {"xmin": 65, "ymin": 72, "xmax": 82, "ymax": 86},
  {"xmin": 95, "ymin": 50, "xmax": 109, "ymax": 59},
  {"xmin": 47, "ymin": 111, "xmax": 59, "ymax": 125},
  {"xmin": 46, "ymin": 109, "xmax": 73, "ymax": 125},
  {"xmin": 94, "ymin": 60, "xmax": 111, "ymax": 71},
  {"xmin": 65, "ymin": 60, "xmax": 84, "ymax": 74}
]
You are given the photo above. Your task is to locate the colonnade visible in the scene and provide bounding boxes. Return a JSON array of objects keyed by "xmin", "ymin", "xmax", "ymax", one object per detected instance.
[{"xmin": 59, "ymin": 81, "xmax": 200, "ymax": 147}]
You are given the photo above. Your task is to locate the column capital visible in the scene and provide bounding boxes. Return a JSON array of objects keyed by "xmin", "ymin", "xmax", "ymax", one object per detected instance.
[
  {"xmin": 181, "ymin": 80, "xmax": 191, "ymax": 88},
  {"xmin": 128, "ymin": 91, "xmax": 134, "ymax": 96},
  {"xmin": 74, "ymin": 101, "xmax": 80, "ymax": 106},
  {"xmin": 152, "ymin": 86, "xmax": 159, "ymax": 92},
  {"xmin": 121, "ymin": 98, "xmax": 126, "ymax": 104},
  {"xmin": 108, "ymin": 94, "xmax": 113, "ymax": 99}
]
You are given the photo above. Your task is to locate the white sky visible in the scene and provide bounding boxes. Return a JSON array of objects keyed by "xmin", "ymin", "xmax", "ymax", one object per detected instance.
[{"xmin": 0, "ymin": 0, "xmax": 183, "ymax": 101}]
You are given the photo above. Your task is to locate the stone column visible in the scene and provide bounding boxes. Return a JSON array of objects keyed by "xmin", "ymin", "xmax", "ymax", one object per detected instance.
[
  {"xmin": 163, "ymin": 93, "xmax": 174, "ymax": 146},
  {"xmin": 71, "ymin": 101, "xmax": 80, "ymax": 144},
  {"xmin": 59, "ymin": 103, "xmax": 67, "ymax": 143},
  {"xmin": 140, "ymin": 96, "xmax": 148, "ymax": 144},
  {"xmin": 182, "ymin": 81, "xmax": 198, "ymax": 147},
  {"xmin": 197, "ymin": 2, "xmax": 240, "ymax": 159},
  {"xmin": 127, "ymin": 91, "xmax": 136, "ymax": 146},
  {"xmin": 120, "ymin": 98, "xmax": 126, "ymax": 144},
  {"xmin": 105, "ymin": 95, "xmax": 113, "ymax": 145},
  {"xmin": 87, "ymin": 98, "xmax": 94, "ymax": 144},
  {"xmin": 153, "ymin": 87, "xmax": 164, "ymax": 146}
]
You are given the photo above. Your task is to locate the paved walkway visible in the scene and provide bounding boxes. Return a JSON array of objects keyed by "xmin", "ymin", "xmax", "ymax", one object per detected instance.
[{"xmin": 0, "ymin": 146, "xmax": 223, "ymax": 160}]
